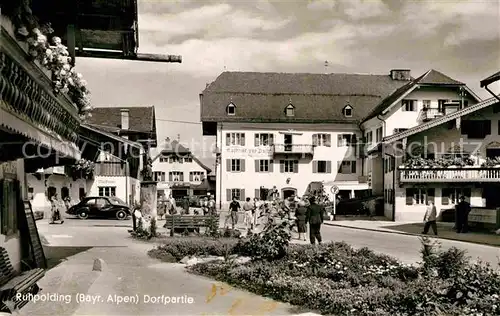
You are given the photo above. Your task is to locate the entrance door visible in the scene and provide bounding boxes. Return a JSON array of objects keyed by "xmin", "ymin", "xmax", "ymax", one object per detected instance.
[
  {"xmin": 282, "ymin": 188, "xmax": 296, "ymax": 199},
  {"xmin": 284, "ymin": 134, "xmax": 292, "ymax": 152},
  {"xmin": 483, "ymin": 185, "xmax": 500, "ymax": 208}
]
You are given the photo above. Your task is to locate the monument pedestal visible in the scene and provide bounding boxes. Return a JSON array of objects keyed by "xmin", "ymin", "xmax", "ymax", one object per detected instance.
[{"xmin": 139, "ymin": 181, "xmax": 158, "ymax": 236}]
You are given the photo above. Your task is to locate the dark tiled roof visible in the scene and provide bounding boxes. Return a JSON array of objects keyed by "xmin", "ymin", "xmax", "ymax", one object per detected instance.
[
  {"xmin": 154, "ymin": 140, "xmax": 212, "ymax": 173},
  {"xmin": 418, "ymin": 69, "xmax": 464, "ymax": 85},
  {"xmin": 201, "ymin": 72, "xmax": 409, "ymax": 123},
  {"xmin": 86, "ymin": 106, "xmax": 156, "ymax": 134}
]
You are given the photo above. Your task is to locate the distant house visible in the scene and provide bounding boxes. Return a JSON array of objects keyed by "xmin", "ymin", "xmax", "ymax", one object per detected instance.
[{"xmin": 152, "ymin": 139, "xmax": 214, "ymax": 201}]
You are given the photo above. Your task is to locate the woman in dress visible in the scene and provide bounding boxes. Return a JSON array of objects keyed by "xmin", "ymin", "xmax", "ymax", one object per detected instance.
[{"xmin": 295, "ymin": 199, "xmax": 307, "ymax": 241}]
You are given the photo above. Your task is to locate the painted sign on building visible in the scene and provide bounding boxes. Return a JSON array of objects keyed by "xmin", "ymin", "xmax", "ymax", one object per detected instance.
[
  {"xmin": 224, "ymin": 146, "xmax": 272, "ymax": 158},
  {"xmin": 96, "ymin": 178, "xmax": 118, "ymax": 185},
  {"xmin": 469, "ymin": 207, "xmax": 499, "ymax": 225}
]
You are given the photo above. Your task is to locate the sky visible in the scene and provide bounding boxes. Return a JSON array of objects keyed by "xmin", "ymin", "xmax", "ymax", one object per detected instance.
[{"xmin": 76, "ymin": 0, "xmax": 500, "ymax": 169}]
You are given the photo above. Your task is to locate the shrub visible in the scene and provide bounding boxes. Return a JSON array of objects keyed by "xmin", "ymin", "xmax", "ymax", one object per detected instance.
[{"xmin": 147, "ymin": 238, "xmax": 238, "ymax": 261}]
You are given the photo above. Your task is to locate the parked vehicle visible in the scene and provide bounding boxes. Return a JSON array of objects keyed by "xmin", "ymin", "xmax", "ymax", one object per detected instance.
[{"xmin": 66, "ymin": 196, "xmax": 131, "ymax": 220}]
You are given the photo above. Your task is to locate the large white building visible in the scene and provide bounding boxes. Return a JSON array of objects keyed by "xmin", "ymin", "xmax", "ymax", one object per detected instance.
[
  {"xmin": 200, "ymin": 70, "xmax": 482, "ymax": 215},
  {"xmin": 151, "ymin": 139, "xmax": 214, "ymax": 201}
]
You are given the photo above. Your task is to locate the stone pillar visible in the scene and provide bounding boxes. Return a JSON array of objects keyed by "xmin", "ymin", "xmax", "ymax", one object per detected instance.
[{"xmin": 139, "ymin": 181, "xmax": 158, "ymax": 236}]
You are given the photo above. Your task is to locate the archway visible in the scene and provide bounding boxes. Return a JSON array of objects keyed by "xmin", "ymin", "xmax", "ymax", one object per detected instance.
[{"xmin": 281, "ymin": 187, "xmax": 297, "ymax": 199}]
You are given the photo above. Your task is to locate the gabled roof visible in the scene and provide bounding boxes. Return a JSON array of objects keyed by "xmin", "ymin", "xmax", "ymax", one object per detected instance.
[
  {"xmin": 362, "ymin": 70, "xmax": 480, "ymax": 122},
  {"xmin": 152, "ymin": 140, "xmax": 212, "ymax": 173},
  {"xmin": 481, "ymin": 71, "xmax": 500, "ymax": 87},
  {"xmin": 80, "ymin": 124, "xmax": 143, "ymax": 149},
  {"xmin": 86, "ymin": 106, "xmax": 156, "ymax": 134},
  {"xmin": 201, "ymin": 71, "xmax": 409, "ymax": 123},
  {"xmin": 383, "ymin": 95, "xmax": 500, "ymax": 144}
]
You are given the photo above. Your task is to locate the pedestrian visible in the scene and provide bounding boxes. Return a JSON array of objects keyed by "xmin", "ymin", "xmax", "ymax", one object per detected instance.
[
  {"xmin": 63, "ymin": 195, "xmax": 72, "ymax": 212},
  {"xmin": 295, "ymin": 199, "xmax": 307, "ymax": 241},
  {"xmin": 455, "ymin": 196, "xmax": 471, "ymax": 233},
  {"xmin": 242, "ymin": 197, "xmax": 254, "ymax": 230},
  {"xmin": 50, "ymin": 193, "xmax": 64, "ymax": 224},
  {"xmin": 228, "ymin": 196, "xmax": 241, "ymax": 230},
  {"xmin": 208, "ymin": 196, "xmax": 216, "ymax": 215},
  {"xmin": 201, "ymin": 197, "xmax": 209, "ymax": 215},
  {"xmin": 168, "ymin": 194, "xmax": 177, "ymax": 215},
  {"xmin": 306, "ymin": 196, "xmax": 324, "ymax": 245},
  {"xmin": 253, "ymin": 197, "xmax": 261, "ymax": 228},
  {"xmin": 182, "ymin": 196, "xmax": 190, "ymax": 214},
  {"xmin": 422, "ymin": 201, "xmax": 437, "ymax": 235}
]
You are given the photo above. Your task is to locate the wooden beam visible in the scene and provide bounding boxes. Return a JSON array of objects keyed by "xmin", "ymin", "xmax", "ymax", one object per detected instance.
[
  {"xmin": 76, "ymin": 50, "xmax": 182, "ymax": 63},
  {"xmin": 136, "ymin": 53, "xmax": 182, "ymax": 63}
]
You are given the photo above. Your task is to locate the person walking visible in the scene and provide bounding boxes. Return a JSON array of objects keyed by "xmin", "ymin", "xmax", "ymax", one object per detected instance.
[
  {"xmin": 295, "ymin": 199, "xmax": 307, "ymax": 241},
  {"xmin": 456, "ymin": 196, "xmax": 471, "ymax": 233},
  {"xmin": 228, "ymin": 196, "xmax": 241, "ymax": 230},
  {"xmin": 208, "ymin": 196, "xmax": 216, "ymax": 215},
  {"xmin": 242, "ymin": 197, "xmax": 254, "ymax": 230},
  {"xmin": 50, "ymin": 193, "xmax": 64, "ymax": 224},
  {"xmin": 422, "ymin": 201, "xmax": 438, "ymax": 235},
  {"xmin": 306, "ymin": 196, "xmax": 324, "ymax": 245}
]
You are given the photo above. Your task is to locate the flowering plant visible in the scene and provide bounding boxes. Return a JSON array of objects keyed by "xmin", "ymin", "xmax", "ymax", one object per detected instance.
[
  {"xmin": 71, "ymin": 159, "xmax": 95, "ymax": 179},
  {"xmin": 24, "ymin": 23, "xmax": 92, "ymax": 119}
]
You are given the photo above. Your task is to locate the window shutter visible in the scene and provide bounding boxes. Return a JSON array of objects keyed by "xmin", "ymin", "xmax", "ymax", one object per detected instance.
[
  {"xmin": 226, "ymin": 159, "xmax": 231, "ymax": 172},
  {"xmin": 325, "ymin": 134, "xmax": 331, "ymax": 147},
  {"xmin": 337, "ymin": 161, "xmax": 342, "ymax": 173},
  {"xmin": 312, "ymin": 134, "xmax": 318, "ymax": 146},
  {"xmin": 255, "ymin": 189, "xmax": 260, "ymax": 199},
  {"xmin": 180, "ymin": 173, "xmax": 184, "ymax": 181},
  {"xmin": 226, "ymin": 133, "xmax": 230, "ymax": 146},
  {"xmin": 269, "ymin": 134, "xmax": 274, "ymax": 145},
  {"xmin": 255, "ymin": 160, "xmax": 259, "ymax": 172},
  {"xmin": 169, "ymin": 173, "xmax": 173, "ymax": 181},
  {"xmin": 280, "ymin": 160, "xmax": 285, "ymax": 173},
  {"xmin": 240, "ymin": 159, "xmax": 245, "ymax": 172},
  {"xmin": 405, "ymin": 189, "xmax": 413, "ymax": 205},
  {"xmin": 337, "ymin": 135, "xmax": 342, "ymax": 147},
  {"xmin": 351, "ymin": 161, "xmax": 357, "ymax": 173},
  {"xmin": 189, "ymin": 173, "xmax": 193, "ymax": 181},
  {"xmin": 240, "ymin": 189, "xmax": 245, "ymax": 201},
  {"xmin": 326, "ymin": 161, "xmax": 332, "ymax": 173},
  {"xmin": 254, "ymin": 134, "xmax": 259, "ymax": 146},
  {"xmin": 312, "ymin": 161, "xmax": 318, "ymax": 173},
  {"xmin": 293, "ymin": 160, "xmax": 299, "ymax": 173},
  {"xmin": 226, "ymin": 189, "xmax": 232, "ymax": 201},
  {"xmin": 427, "ymin": 188, "xmax": 435, "ymax": 203},
  {"xmin": 241, "ymin": 133, "xmax": 246, "ymax": 146},
  {"xmin": 269, "ymin": 160, "xmax": 274, "ymax": 172}
]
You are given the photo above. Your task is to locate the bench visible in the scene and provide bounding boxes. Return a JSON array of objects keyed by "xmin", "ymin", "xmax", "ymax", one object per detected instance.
[
  {"xmin": 0, "ymin": 247, "xmax": 44, "ymax": 312},
  {"xmin": 163, "ymin": 215, "xmax": 220, "ymax": 236}
]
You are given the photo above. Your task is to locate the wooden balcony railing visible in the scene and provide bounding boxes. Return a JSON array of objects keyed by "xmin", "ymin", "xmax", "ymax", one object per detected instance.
[
  {"xmin": 272, "ymin": 144, "xmax": 314, "ymax": 155},
  {"xmin": 399, "ymin": 167, "xmax": 500, "ymax": 183}
]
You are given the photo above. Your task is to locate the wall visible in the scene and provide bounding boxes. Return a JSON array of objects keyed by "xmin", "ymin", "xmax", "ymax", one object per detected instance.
[
  {"xmin": 0, "ymin": 159, "xmax": 26, "ymax": 271},
  {"xmin": 88, "ymin": 176, "xmax": 129, "ymax": 203},
  {"xmin": 216, "ymin": 122, "xmax": 366, "ymax": 209}
]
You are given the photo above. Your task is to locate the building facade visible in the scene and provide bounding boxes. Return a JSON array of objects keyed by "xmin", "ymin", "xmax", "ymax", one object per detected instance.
[
  {"xmin": 152, "ymin": 139, "xmax": 214, "ymax": 201},
  {"xmin": 201, "ymin": 70, "xmax": 483, "ymax": 212},
  {"xmin": 382, "ymin": 96, "xmax": 500, "ymax": 221}
]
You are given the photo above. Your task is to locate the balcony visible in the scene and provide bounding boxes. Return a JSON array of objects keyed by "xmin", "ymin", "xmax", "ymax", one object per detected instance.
[
  {"xmin": 399, "ymin": 167, "xmax": 500, "ymax": 183},
  {"xmin": 272, "ymin": 144, "xmax": 314, "ymax": 156},
  {"xmin": 418, "ymin": 108, "xmax": 445, "ymax": 122}
]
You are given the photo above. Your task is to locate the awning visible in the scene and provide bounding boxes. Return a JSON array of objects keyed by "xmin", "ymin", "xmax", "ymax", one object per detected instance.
[{"xmin": 0, "ymin": 105, "xmax": 81, "ymax": 160}]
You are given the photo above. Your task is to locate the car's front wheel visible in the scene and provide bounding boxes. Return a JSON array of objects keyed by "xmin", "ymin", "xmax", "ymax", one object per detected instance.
[
  {"xmin": 78, "ymin": 210, "xmax": 89, "ymax": 220},
  {"xmin": 116, "ymin": 210, "xmax": 127, "ymax": 220}
]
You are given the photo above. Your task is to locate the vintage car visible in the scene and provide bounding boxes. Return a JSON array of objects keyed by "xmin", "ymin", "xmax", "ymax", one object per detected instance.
[{"xmin": 66, "ymin": 196, "xmax": 131, "ymax": 220}]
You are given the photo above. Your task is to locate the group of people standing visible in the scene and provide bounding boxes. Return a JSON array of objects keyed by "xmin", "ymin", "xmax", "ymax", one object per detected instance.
[
  {"xmin": 421, "ymin": 195, "xmax": 472, "ymax": 236},
  {"xmin": 49, "ymin": 193, "xmax": 73, "ymax": 224}
]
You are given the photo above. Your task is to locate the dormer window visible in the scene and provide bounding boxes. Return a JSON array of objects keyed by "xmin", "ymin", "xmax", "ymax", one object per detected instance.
[
  {"xmin": 285, "ymin": 104, "xmax": 295, "ymax": 117},
  {"xmin": 226, "ymin": 102, "xmax": 236, "ymax": 115},
  {"xmin": 343, "ymin": 104, "xmax": 353, "ymax": 117}
]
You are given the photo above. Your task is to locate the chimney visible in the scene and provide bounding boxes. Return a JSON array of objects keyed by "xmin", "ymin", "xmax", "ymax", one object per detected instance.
[
  {"xmin": 120, "ymin": 109, "xmax": 129, "ymax": 130},
  {"xmin": 390, "ymin": 69, "xmax": 411, "ymax": 81}
]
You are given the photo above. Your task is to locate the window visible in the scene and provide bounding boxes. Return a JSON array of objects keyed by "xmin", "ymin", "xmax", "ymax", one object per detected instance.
[
  {"xmin": 376, "ymin": 127, "xmax": 383, "ymax": 142},
  {"xmin": 337, "ymin": 134, "xmax": 355, "ymax": 147},
  {"xmin": 461, "ymin": 120, "xmax": 491, "ymax": 139},
  {"xmin": 280, "ymin": 160, "xmax": 298, "ymax": 173},
  {"xmin": 28, "ymin": 187, "xmax": 34, "ymax": 200},
  {"xmin": 0, "ymin": 179, "xmax": 19, "ymax": 236},
  {"xmin": 254, "ymin": 133, "xmax": 274, "ymax": 146},
  {"xmin": 285, "ymin": 104, "xmax": 295, "ymax": 117},
  {"xmin": 384, "ymin": 158, "xmax": 394, "ymax": 173},
  {"xmin": 422, "ymin": 100, "xmax": 431, "ymax": 109},
  {"xmin": 168, "ymin": 156, "xmax": 183, "ymax": 163},
  {"xmin": 312, "ymin": 134, "xmax": 331, "ymax": 147},
  {"xmin": 96, "ymin": 198, "xmax": 109, "ymax": 208},
  {"xmin": 169, "ymin": 171, "xmax": 184, "ymax": 182},
  {"xmin": 184, "ymin": 157, "xmax": 192, "ymax": 162},
  {"xmin": 338, "ymin": 161, "xmax": 356, "ymax": 174},
  {"xmin": 189, "ymin": 171, "xmax": 204, "ymax": 181},
  {"xmin": 159, "ymin": 156, "xmax": 168, "ymax": 162},
  {"xmin": 228, "ymin": 188, "xmax": 242, "ymax": 201},
  {"xmin": 98, "ymin": 186, "xmax": 116, "ymax": 197},
  {"xmin": 227, "ymin": 103, "xmax": 236, "ymax": 115},
  {"xmin": 405, "ymin": 188, "xmax": 435, "ymax": 205},
  {"xmin": 442, "ymin": 188, "xmax": 471, "ymax": 205},
  {"xmin": 402, "ymin": 100, "xmax": 417, "ymax": 111},
  {"xmin": 438, "ymin": 99, "xmax": 447, "ymax": 113},
  {"xmin": 366, "ymin": 131, "xmax": 373, "ymax": 145},
  {"xmin": 343, "ymin": 105, "xmax": 353, "ymax": 117},
  {"xmin": 313, "ymin": 160, "xmax": 331, "ymax": 173},
  {"xmin": 226, "ymin": 133, "xmax": 246, "ymax": 146},
  {"xmin": 255, "ymin": 160, "xmax": 273, "ymax": 172},
  {"xmin": 227, "ymin": 159, "xmax": 245, "ymax": 172},
  {"xmin": 153, "ymin": 171, "xmax": 166, "ymax": 182}
]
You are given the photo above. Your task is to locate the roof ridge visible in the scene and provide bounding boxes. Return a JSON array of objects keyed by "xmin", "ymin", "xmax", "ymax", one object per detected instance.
[{"xmin": 221, "ymin": 71, "xmax": 393, "ymax": 77}]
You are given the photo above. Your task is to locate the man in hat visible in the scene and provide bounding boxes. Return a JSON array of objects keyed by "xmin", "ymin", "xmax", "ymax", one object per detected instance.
[
  {"xmin": 306, "ymin": 196, "xmax": 324, "ymax": 245},
  {"xmin": 455, "ymin": 196, "xmax": 471, "ymax": 233}
]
